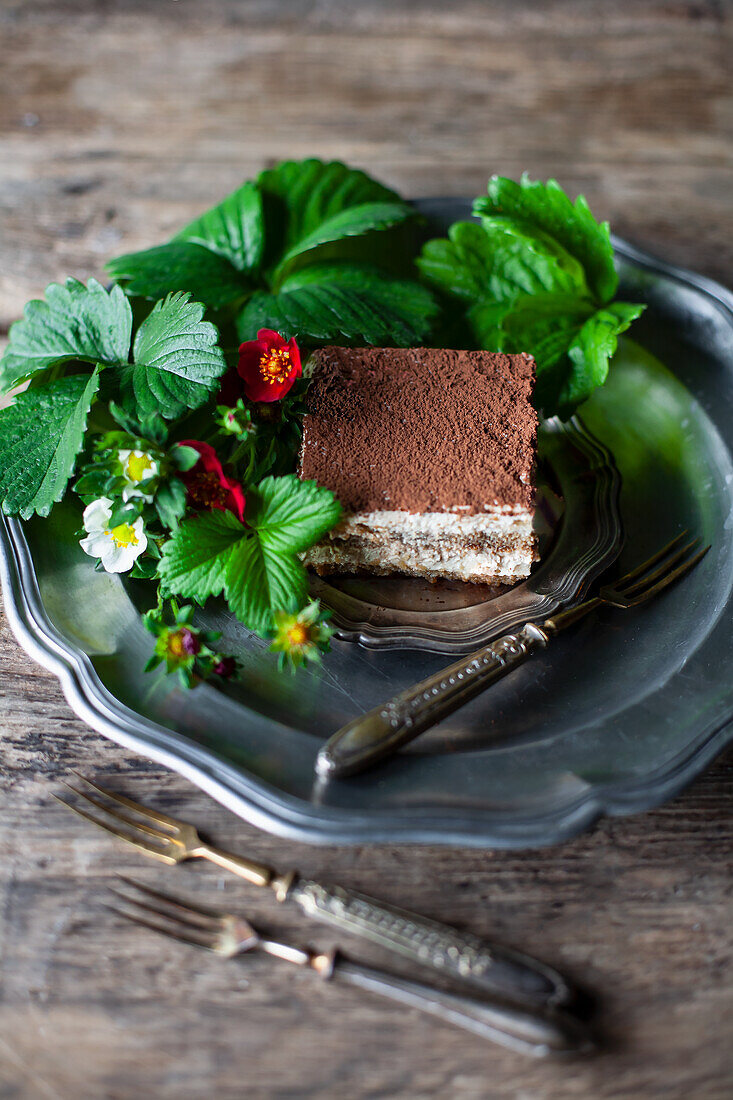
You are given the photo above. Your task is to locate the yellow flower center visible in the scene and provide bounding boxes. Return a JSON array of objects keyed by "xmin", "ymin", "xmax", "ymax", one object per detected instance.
[
  {"xmin": 126, "ymin": 453, "xmax": 154, "ymax": 483},
  {"xmin": 287, "ymin": 623, "xmax": 309, "ymax": 647},
  {"xmin": 109, "ymin": 523, "xmax": 139, "ymax": 548},
  {"xmin": 259, "ymin": 347, "xmax": 291, "ymax": 385},
  {"xmin": 167, "ymin": 632, "xmax": 186, "ymax": 658}
]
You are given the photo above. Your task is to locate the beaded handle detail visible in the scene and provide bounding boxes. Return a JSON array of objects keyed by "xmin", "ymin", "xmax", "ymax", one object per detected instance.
[{"xmin": 316, "ymin": 623, "xmax": 549, "ymax": 779}]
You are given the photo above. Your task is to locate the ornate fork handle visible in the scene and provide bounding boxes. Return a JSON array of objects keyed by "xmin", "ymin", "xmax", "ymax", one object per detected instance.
[
  {"xmin": 283, "ymin": 875, "xmax": 571, "ymax": 1010},
  {"xmin": 330, "ymin": 958, "xmax": 588, "ymax": 1057},
  {"xmin": 316, "ymin": 623, "xmax": 549, "ymax": 780}
]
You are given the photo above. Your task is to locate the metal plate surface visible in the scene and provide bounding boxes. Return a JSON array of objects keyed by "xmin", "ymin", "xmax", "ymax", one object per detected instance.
[{"xmin": 1, "ymin": 198, "xmax": 732, "ymax": 848}]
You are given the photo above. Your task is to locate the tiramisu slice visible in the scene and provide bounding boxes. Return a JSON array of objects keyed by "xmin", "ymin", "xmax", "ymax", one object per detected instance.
[{"xmin": 299, "ymin": 347, "xmax": 538, "ymax": 585}]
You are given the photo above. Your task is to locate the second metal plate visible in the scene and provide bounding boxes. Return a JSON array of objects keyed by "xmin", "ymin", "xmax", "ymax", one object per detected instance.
[{"xmin": 310, "ymin": 416, "xmax": 621, "ymax": 652}]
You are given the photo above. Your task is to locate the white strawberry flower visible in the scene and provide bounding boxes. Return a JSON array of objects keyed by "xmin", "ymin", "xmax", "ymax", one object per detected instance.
[
  {"xmin": 79, "ymin": 496, "xmax": 147, "ymax": 573},
  {"xmin": 118, "ymin": 449, "xmax": 159, "ymax": 502}
]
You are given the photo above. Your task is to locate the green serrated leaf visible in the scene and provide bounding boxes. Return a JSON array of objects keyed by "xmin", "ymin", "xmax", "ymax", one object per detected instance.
[
  {"xmin": 561, "ymin": 302, "xmax": 646, "ymax": 410},
  {"xmin": 158, "ymin": 509, "xmax": 244, "ymax": 602},
  {"xmin": 418, "ymin": 219, "xmax": 588, "ymax": 305},
  {"xmin": 463, "ymin": 299, "xmax": 508, "ymax": 351},
  {"xmin": 224, "ymin": 537, "xmax": 306, "ymax": 636},
  {"xmin": 0, "ymin": 278, "xmax": 132, "ymax": 390},
  {"xmin": 238, "ymin": 263, "xmax": 437, "ymax": 346},
  {"xmin": 473, "ymin": 174, "xmax": 618, "ymax": 303},
  {"xmin": 106, "ymin": 242, "xmax": 250, "ymax": 310},
  {"xmin": 419, "ymin": 174, "xmax": 644, "ymax": 414},
  {"xmin": 0, "ymin": 370, "xmax": 100, "ymax": 519},
  {"xmin": 246, "ymin": 474, "xmax": 342, "ymax": 554},
  {"xmin": 256, "ymin": 158, "xmax": 405, "ymax": 271},
  {"xmin": 273, "ymin": 201, "xmax": 413, "ymax": 281},
  {"xmin": 472, "ymin": 292, "xmax": 595, "ymax": 370},
  {"xmin": 481, "ymin": 218, "xmax": 590, "ymax": 299},
  {"xmin": 468, "ymin": 292, "xmax": 597, "ymax": 416},
  {"xmin": 123, "ymin": 293, "xmax": 227, "ymax": 420},
  {"xmin": 157, "ymin": 474, "xmax": 341, "ymax": 637},
  {"xmin": 417, "ymin": 226, "xmax": 495, "ymax": 303},
  {"xmin": 174, "ymin": 180, "xmax": 264, "ymax": 272},
  {"xmin": 222, "ymin": 474, "xmax": 340, "ymax": 634}
]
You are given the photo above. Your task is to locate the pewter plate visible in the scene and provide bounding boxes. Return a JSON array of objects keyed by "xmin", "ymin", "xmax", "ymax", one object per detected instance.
[{"xmin": 1, "ymin": 198, "xmax": 732, "ymax": 848}]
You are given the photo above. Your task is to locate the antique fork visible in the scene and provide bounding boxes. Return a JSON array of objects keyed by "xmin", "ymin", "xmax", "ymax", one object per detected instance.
[
  {"xmin": 57, "ymin": 773, "xmax": 573, "ymax": 1012},
  {"xmin": 317, "ymin": 533, "xmax": 710, "ymax": 779},
  {"xmin": 106, "ymin": 877, "xmax": 593, "ymax": 1058}
]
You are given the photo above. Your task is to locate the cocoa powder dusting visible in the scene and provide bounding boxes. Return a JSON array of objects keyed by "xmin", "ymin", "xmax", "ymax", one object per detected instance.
[{"xmin": 299, "ymin": 347, "xmax": 537, "ymax": 514}]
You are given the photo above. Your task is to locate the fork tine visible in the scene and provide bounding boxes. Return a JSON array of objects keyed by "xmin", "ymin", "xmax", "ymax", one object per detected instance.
[
  {"xmin": 110, "ymin": 889, "xmax": 220, "ymax": 934},
  {"xmin": 54, "ymin": 795, "xmax": 179, "ymax": 865},
  {"xmin": 115, "ymin": 875, "xmax": 226, "ymax": 924},
  {"xmin": 103, "ymin": 903, "xmax": 215, "ymax": 950},
  {"xmin": 110, "ymin": 880, "xmax": 221, "ymax": 924},
  {"xmin": 61, "ymin": 781, "xmax": 175, "ymax": 845},
  {"xmin": 616, "ymin": 537, "xmax": 701, "ymax": 598},
  {"xmin": 612, "ymin": 530, "xmax": 689, "ymax": 588},
  {"xmin": 623, "ymin": 545, "xmax": 710, "ymax": 606},
  {"xmin": 71, "ymin": 772, "xmax": 183, "ymax": 832}
]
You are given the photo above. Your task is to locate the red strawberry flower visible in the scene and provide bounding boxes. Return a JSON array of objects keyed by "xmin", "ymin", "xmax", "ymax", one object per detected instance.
[
  {"xmin": 237, "ymin": 328, "xmax": 302, "ymax": 403},
  {"xmin": 178, "ymin": 440, "xmax": 246, "ymax": 523}
]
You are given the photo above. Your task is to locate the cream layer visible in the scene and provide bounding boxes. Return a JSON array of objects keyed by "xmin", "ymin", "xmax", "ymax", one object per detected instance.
[{"xmin": 303, "ymin": 508, "xmax": 536, "ymax": 585}]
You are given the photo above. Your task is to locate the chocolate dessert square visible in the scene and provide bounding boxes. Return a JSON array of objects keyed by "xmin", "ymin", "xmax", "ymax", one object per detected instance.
[{"xmin": 298, "ymin": 347, "xmax": 538, "ymax": 584}]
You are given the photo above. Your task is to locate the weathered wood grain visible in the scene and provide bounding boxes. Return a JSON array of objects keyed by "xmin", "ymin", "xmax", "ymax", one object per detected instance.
[
  {"xmin": 0, "ymin": 0, "xmax": 731, "ymax": 334},
  {"xmin": 1, "ymin": 1, "xmax": 732, "ymax": 1097}
]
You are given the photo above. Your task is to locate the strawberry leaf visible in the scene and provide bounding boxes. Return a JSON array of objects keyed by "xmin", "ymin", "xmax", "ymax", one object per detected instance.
[
  {"xmin": 123, "ymin": 293, "xmax": 227, "ymax": 420},
  {"xmin": 106, "ymin": 242, "xmax": 251, "ymax": 310},
  {"xmin": 174, "ymin": 180, "xmax": 264, "ymax": 273},
  {"xmin": 238, "ymin": 264, "xmax": 437, "ymax": 346},
  {"xmin": 562, "ymin": 303, "xmax": 646, "ymax": 410},
  {"xmin": 224, "ymin": 538, "xmax": 306, "ymax": 636},
  {"xmin": 273, "ymin": 201, "xmax": 413, "ymax": 282},
  {"xmin": 246, "ymin": 475, "xmax": 342, "ymax": 555},
  {"xmin": 0, "ymin": 278, "xmax": 132, "ymax": 390},
  {"xmin": 0, "ymin": 370, "xmax": 100, "ymax": 519},
  {"xmin": 158, "ymin": 475, "xmax": 341, "ymax": 637},
  {"xmin": 418, "ymin": 219, "xmax": 588, "ymax": 304},
  {"xmin": 473, "ymin": 174, "xmax": 618, "ymax": 303},
  {"xmin": 158, "ymin": 509, "xmax": 243, "ymax": 603},
  {"xmin": 257, "ymin": 158, "xmax": 408, "ymax": 271}
]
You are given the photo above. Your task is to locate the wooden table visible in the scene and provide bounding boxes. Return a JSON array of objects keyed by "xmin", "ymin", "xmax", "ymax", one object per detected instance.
[{"xmin": 1, "ymin": 3, "xmax": 731, "ymax": 1097}]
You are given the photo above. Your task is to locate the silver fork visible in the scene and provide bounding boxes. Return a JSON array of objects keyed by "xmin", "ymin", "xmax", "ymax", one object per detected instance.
[
  {"xmin": 56, "ymin": 773, "xmax": 574, "ymax": 1011},
  {"xmin": 316, "ymin": 532, "xmax": 710, "ymax": 779},
  {"xmin": 107, "ymin": 877, "xmax": 594, "ymax": 1059}
]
